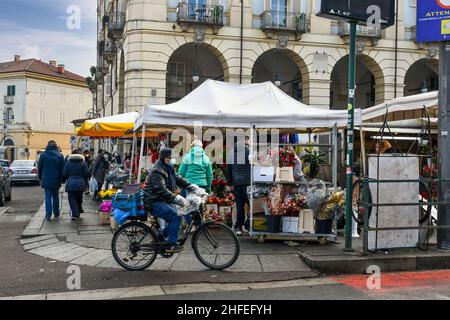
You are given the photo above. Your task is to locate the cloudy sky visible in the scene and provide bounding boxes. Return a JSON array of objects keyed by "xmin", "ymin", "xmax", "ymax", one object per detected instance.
[{"xmin": 0, "ymin": 0, "xmax": 97, "ymax": 77}]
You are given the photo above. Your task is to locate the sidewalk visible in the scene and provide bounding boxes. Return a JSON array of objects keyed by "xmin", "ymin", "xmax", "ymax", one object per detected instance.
[{"xmin": 21, "ymin": 192, "xmax": 314, "ymax": 274}]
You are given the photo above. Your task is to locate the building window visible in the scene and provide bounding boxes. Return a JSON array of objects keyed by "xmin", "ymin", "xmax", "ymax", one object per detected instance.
[
  {"xmin": 40, "ymin": 87, "xmax": 46, "ymax": 98},
  {"xmin": 59, "ymin": 112, "xmax": 65, "ymax": 125},
  {"xmin": 39, "ymin": 110, "xmax": 46, "ymax": 124},
  {"xmin": 167, "ymin": 62, "xmax": 186, "ymax": 99},
  {"xmin": 7, "ymin": 85, "xmax": 16, "ymax": 96},
  {"xmin": 60, "ymin": 90, "xmax": 66, "ymax": 101}
]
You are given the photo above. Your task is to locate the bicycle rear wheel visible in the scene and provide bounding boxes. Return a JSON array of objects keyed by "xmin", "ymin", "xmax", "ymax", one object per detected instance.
[
  {"xmin": 192, "ymin": 222, "xmax": 240, "ymax": 270},
  {"xmin": 111, "ymin": 221, "xmax": 158, "ymax": 271}
]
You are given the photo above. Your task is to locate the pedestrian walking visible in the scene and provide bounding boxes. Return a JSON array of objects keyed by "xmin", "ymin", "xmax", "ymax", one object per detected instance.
[
  {"xmin": 226, "ymin": 136, "xmax": 251, "ymax": 236},
  {"xmin": 38, "ymin": 140, "xmax": 65, "ymax": 221},
  {"xmin": 63, "ymin": 149, "xmax": 90, "ymax": 221},
  {"xmin": 91, "ymin": 149, "xmax": 110, "ymax": 201},
  {"xmin": 83, "ymin": 150, "xmax": 93, "ymax": 195},
  {"xmin": 178, "ymin": 139, "xmax": 213, "ymax": 226}
]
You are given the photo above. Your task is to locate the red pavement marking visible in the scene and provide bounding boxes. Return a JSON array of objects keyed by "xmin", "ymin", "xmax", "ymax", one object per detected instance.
[{"xmin": 330, "ymin": 270, "xmax": 450, "ymax": 292}]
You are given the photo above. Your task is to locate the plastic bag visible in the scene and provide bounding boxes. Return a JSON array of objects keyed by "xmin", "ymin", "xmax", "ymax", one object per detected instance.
[{"xmin": 89, "ymin": 177, "xmax": 98, "ymax": 194}]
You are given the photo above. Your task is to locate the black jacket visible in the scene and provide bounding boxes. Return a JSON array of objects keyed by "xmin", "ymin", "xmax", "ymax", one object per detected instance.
[
  {"xmin": 144, "ymin": 159, "xmax": 190, "ymax": 207},
  {"xmin": 63, "ymin": 154, "xmax": 90, "ymax": 192},
  {"xmin": 92, "ymin": 154, "xmax": 109, "ymax": 183},
  {"xmin": 226, "ymin": 143, "xmax": 251, "ymax": 186}
]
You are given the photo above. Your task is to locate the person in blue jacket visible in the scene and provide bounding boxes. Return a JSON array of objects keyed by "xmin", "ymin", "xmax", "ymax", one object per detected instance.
[
  {"xmin": 38, "ymin": 140, "xmax": 65, "ymax": 221},
  {"xmin": 63, "ymin": 149, "xmax": 90, "ymax": 221}
]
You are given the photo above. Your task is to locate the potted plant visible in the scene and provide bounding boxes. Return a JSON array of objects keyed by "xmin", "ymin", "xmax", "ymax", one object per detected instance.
[{"xmin": 301, "ymin": 149, "xmax": 328, "ymax": 179}]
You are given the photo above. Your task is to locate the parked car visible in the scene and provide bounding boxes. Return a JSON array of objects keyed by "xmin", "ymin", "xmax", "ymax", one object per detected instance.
[
  {"xmin": 9, "ymin": 160, "xmax": 39, "ymax": 185},
  {"xmin": 0, "ymin": 159, "xmax": 10, "ymax": 172},
  {"xmin": 0, "ymin": 166, "xmax": 12, "ymax": 206}
]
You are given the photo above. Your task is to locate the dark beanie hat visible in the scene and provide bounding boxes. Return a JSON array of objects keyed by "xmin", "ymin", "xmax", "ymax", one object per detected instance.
[{"xmin": 159, "ymin": 148, "xmax": 172, "ymax": 160}]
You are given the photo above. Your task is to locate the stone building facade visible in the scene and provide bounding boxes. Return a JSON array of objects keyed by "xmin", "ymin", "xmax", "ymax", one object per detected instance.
[{"xmin": 96, "ymin": 0, "xmax": 439, "ymax": 120}]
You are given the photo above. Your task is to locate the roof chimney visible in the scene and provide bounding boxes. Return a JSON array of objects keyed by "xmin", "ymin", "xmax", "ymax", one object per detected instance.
[
  {"xmin": 14, "ymin": 55, "xmax": 20, "ymax": 62},
  {"xmin": 57, "ymin": 64, "xmax": 65, "ymax": 74},
  {"xmin": 49, "ymin": 60, "xmax": 57, "ymax": 67}
]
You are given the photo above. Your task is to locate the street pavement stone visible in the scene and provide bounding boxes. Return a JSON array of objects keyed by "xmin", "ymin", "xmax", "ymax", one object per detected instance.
[
  {"xmin": 23, "ymin": 238, "xmax": 60, "ymax": 251},
  {"xmin": 95, "ymin": 256, "xmax": 121, "ymax": 269},
  {"xmin": 148, "ymin": 254, "xmax": 179, "ymax": 271},
  {"xmin": 259, "ymin": 254, "xmax": 311, "ymax": 272},
  {"xmin": 37, "ymin": 244, "xmax": 80, "ymax": 260},
  {"xmin": 170, "ymin": 253, "xmax": 210, "ymax": 272},
  {"xmin": 224, "ymin": 255, "xmax": 263, "ymax": 272},
  {"xmin": 20, "ymin": 234, "xmax": 56, "ymax": 245},
  {"xmin": 57, "ymin": 246, "xmax": 97, "ymax": 263},
  {"xmin": 69, "ymin": 249, "xmax": 112, "ymax": 266}
]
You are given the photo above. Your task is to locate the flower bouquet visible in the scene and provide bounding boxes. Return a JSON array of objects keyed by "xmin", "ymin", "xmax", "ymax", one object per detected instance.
[
  {"xmin": 279, "ymin": 147, "xmax": 297, "ymax": 167},
  {"xmin": 98, "ymin": 189, "xmax": 118, "ymax": 201}
]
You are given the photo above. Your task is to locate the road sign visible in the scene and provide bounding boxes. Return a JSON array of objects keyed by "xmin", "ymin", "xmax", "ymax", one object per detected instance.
[
  {"xmin": 317, "ymin": 0, "xmax": 395, "ymax": 28},
  {"xmin": 70, "ymin": 135, "xmax": 77, "ymax": 146},
  {"xmin": 417, "ymin": 0, "xmax": 450, "ymax": 43}
]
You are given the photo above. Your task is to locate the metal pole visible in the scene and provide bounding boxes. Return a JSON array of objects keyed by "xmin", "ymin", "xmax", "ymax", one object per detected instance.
[
  {"xmin": 239, "ymin": 0, "xmax": 243, "ymax": 84},
  {"xmin": 137, "ymin": 125, "xmax": 146, "ymax": 183},
  {"xmin": 129, "ymin": 131, "xmax": 136, "ymax": 182},
  {"xmin": 437, "ymin": 42, "xmax": 450, "ymax": 250},
  {"xmin": 332, "ymin": 124, "xmax": 338, "ymax": 188},
  {"xmin": 344, "ymin": 21, "xmax": 357, "ymax": 251}
]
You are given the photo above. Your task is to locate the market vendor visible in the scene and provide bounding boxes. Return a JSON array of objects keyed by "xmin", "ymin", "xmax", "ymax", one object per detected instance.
[
  {"xmin": 178, "ymin": 139, "xmax": 213, "ymax": 225},
  {"xmin": 226, "ymin": 136, "xmax": 251, "ymax": 236},
  {"xmin": 143, "ymin": 148, "xmax": 195, "ymax": 253}
]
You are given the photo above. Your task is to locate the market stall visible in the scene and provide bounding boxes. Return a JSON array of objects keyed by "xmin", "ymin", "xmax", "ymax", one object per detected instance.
[{"xmin": 134, "ymin": 79, "xmax": 362, "ymax": 243}]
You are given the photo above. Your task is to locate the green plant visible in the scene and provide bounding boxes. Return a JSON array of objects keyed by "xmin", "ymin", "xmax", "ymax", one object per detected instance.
[{"xmin": 301, "ymin": 149, "xmax": 328, "ymax": 179}]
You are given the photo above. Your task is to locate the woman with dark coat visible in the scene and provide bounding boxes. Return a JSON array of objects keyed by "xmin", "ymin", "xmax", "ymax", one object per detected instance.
[
  {"xmin": 91, "ymin": 149, "xmax": 110, "ymax": 201},
  {"xmin": 63, "ymin": 149, "xmax": 90, "ymax": 221}
]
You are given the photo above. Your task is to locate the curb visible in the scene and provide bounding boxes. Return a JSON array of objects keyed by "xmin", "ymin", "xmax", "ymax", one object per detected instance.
[{"xmin": 298, "ymin": 250, "xmax": 450, "ymax": 274}]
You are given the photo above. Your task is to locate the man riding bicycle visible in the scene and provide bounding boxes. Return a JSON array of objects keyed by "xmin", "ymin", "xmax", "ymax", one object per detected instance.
[{"xmin": 143, "ymin": 148, "xmax": 196, "ymax": 253}]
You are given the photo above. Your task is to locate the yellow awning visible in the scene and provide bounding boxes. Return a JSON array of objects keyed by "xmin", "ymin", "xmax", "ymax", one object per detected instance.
[{"xmin": 75, "ymin": 112, "xmax": 139, "ymax": 137}]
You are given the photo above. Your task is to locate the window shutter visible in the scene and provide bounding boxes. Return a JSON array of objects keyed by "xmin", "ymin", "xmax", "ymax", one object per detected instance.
[{"xmin": 12, "ymin": 85, "xmax": 15, "ymax": 96}]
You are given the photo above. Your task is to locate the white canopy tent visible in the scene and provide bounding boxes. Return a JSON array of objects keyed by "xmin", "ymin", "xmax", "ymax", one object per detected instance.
[
  {"xmin": 362, "ymin": 91, "xmax": 438, "ymax": 122},
  {"xmin": 133, "ymin": 80, "xmax": 362, "ymax": 182},
  {"xmin": 135, "ymin": 80, "xmax": 362, "ymax": 130}
]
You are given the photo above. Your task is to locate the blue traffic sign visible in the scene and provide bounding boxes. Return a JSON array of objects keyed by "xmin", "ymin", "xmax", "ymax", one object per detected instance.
[{"xmin": 417, "ymin": 0, "xmax": 450, "ymax": 43}]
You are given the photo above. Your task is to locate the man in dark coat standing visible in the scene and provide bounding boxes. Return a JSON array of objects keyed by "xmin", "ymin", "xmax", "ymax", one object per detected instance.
[
  {"xmin": 63, "ymin": 149, "xmax": 90, "ymax": 220},
  {"xmin": 226, "ymin": 137, "xmax": 251, "ymax": 236},
  {"xmin": 38, "ymin": 140, "xmax": 65, "ymax": 221},
  {"xmin": 91, "ymin": 149, "xmax": 109, "ymax": 201}
]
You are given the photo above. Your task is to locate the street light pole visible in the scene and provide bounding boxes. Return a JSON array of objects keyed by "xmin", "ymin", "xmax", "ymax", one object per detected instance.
[{"xmin": 344, "ymin": 21, "xmax": 357, "ymax": 251}]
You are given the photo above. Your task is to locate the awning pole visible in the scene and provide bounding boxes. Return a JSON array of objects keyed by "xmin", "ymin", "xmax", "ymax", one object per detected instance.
[
  {"xmin": 137, "ymin": 125, "xmax": 146, "ymax": 183},
  {"xmin": 332, "ymin": 124, "xmax": 338, "ymax": 188},
  {"xmin": 129, "ymin": 131, "xmax": 137, "ymax": 182}
]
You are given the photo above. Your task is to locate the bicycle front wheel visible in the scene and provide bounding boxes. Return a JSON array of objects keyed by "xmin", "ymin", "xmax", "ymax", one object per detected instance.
[
  {"xmin": 111, "ymin": 221, "xmax": 158, "ymax": 271},
  {"xmin": 192, "ymin": 222, "xmax": 240, "ymax": 270}
]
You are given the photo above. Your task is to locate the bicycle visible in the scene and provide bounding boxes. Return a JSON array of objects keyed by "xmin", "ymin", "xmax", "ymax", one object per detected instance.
[{"xmin": 111, "ymin": 196, "xmax": 240, "ymax": 271}]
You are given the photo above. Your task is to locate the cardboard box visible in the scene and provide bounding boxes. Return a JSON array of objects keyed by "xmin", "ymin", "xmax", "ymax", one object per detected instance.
[
  {"xmin": 205, "ymin": 204, "xmax": 218, "ymax": 214},
  {"xmin": 219, "ymin": 206, "xmax": 233, "ymax": 217},
  {"xmin": 99, "ymin": 211, "xmax": 111, "ymax": 225},
  {"xmin": 299, "ymin": 209, "xmax": 315, "ymax": 233},
  {"xmin": 110, "ymin": 215, "xmax": 118, "ymax": 231},
  {"xmin": 276, "ymin": 167, "xmax": 294, "ymax": 182},
  {"xmin": 252, "ymin": 196, "xmax": 268, "ymax": 214},
  {"xmin": 282, "ymin": 216, "xmax": 300, "ymax": 233},
  {"xmin": 253, "ymin": 166, "xmax": 275, "ymax": 182},
  {"xmin": 252, "ymin": 215, "xmax": 268, "ymax": 231}
]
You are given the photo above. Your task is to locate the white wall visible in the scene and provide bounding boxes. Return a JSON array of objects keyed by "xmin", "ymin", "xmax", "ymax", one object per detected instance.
[
  {"xmin": 404, "ymin": 0, "xmax": 417, "ymax": 28},
  {"xmin": 26, "ymin": 78, "xmax": 92, "ymax": 133}
]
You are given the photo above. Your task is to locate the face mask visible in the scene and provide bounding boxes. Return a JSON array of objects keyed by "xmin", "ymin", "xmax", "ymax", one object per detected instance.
[{"xmin": 169, "ymin": 158, "xmax": 176, "ymax": 166}]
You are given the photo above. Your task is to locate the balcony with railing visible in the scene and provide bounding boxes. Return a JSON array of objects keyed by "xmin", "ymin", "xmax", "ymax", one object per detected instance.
[
  {"xmin": 4, "ymin": 95, "xmax": 14, "ymax": 104},
  {"xmin": 108, "ymin": 12, "xmax": 126, "ymax": 39},
  {"xmin": 98, "ymin": 57, "xmax": 110, "ymax": 75},
  {"xmin": 260, "ymin": 11, "xmax": 307, "ymax": 35},
  {"xmin": 100, "ymin": 39, "xmax": 117, "ymax": 61},
  {"xmin": 176, "ymin": 2, "xmax": 224, "ymax": 28}
]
